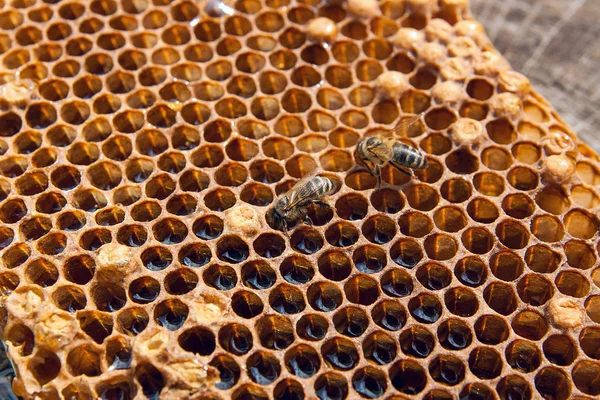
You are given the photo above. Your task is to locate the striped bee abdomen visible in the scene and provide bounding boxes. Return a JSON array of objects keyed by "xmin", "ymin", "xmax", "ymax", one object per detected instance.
[{"xmin": 391, "ymin": 143, "xmax": 428, "ymax": 169}]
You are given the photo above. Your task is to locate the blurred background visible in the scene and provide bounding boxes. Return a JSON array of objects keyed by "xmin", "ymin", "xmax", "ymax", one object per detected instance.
[{"xmin": 471, "ymin": 0, "xmax": 600, "ymax": 152}]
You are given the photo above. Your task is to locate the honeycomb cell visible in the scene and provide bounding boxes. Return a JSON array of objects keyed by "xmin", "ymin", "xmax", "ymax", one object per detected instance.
[
  {"xmin": 0, "ymin": 271, "xmax": 19, "ymax": 294},
  {"xmin": 389, "ymin": 359, "xmax": 427, "ymax": 395},
  {"xmin": 78, "ymin": 310, "xmax": 113, "ymax": 344},
  {"xmin": 203, "ymin": 263, "xmax": 237, "ymax": 290},
  {"xmin": 408, "ymin": 294, "xmax": 443, "ymax": 323},
  {"xmin": 128, "ymin": 276, "xmax": 160, "ymax": 304},
  {"xmin": 416, "ymin": 263, "xmax": 450, "ymax": 291},
  {"xmin": 474, "ymin": 314, "xmax": 510, "ymax": 345},
  {"xmin": 496, "ymin": 219, "xmax": 530, "ymax": 249},
  {"xmin": 255, "ymin": 233, "xmax": 286, "ymax": 258},
  {"xmin": 445, "ymin": 149, "xmax": 479, "ymax": 174},
  {"xmin": 352, "ymin": 366, "xmax": 387, "ymax": 398},
  {"xmin": 5, "ymin": 323, "xmax": 34, "ymax": 357},
  {"xmin": 246, "ymin": 350, "xmax": 281, "ymax": 385},
  {"xmin": 314, "ymin": 372, "xmax": 349, "ymax": 400},
  {"xmin": 0, "ymin": 199, "xmax": 27, "ymax": 224},
  {"xmin": 444, "ymin": 287, "xmax": 478, "ymax": 317},
  {"xmin": 505, "ymin": 339, "xmax": 542, "ymax": 373},
  {"xmin": 482, "ymin": 146, "xmax": 513, "ymax": 171},
  {"xmin": 429, "ymin": 355, "xmax": 466, "ymax": 386},
  {"xmin": 543, "ymin": 334, "xmax": 578, "ymax": 366},
  {"xmin": 135, "ymin": 363, "xmax": 165, "ymax": 398},
  {"xmin": 205, "ymin": 188, "xmax": 236, "ymax": 211},
  {"xmin": 488, "ymin": 251, "xmax": 523, "ymax": 282},
  {"xmin": 154, "ymin": 299, "xmax": 188, "ymax": 331},
  {"xmin": 564, "ymin": 209, "xmax": 598, "ymax": 239},
  {"xmin": 512, "ymin": 310, "xmax": 548, "ymax": 340},
  {"xmin": 424, "ymin": 233, "xmax": 458, "ymax": 260},
  {"xmin": 484, "ymin": 282, "xmax": 518, "ymax": 315},
  {"xmin": 279, "ymin": 256, "xmax": 314, "ymax": 285},
  {"xmin": 572, "ymin": 361, "xmax": 600, "ymax": 396},
  {"xmin": 333, "ymin": 306, "xmax": 369, "ymax": 338},
  {"xmin": 437, "ymin": 318, "xmax": 473, "ymax": 351},
  {"xmin": 555, "ymin": 270, "xmax": 590, "ymax": 297},
  {"xmin": 399, "ymin": 325, "xmax": 435, "ymax": 358},
  {"xmin": 284, "ymin": 344, "xmax": 321, "ymax": 379},
  {"xmin": 468, "ymin": 347, "xmax": 502, "ymax": 379},
  {"xmin": 219, "ymin": 323, "xmax": 253, "ymax": 356},
  {"xmin": 178, "ymin": 326, "xmax": 216, "ymax": 356},
  {"xmin": 117, "ymin": 307, "xmax": 148, "ymax": 336},
  {"xmin": 508, "ymin": 166, "xmax": 538, "ymax": 190},
  {"xmin": 25, "ymin": 258, "xmax": 58, "ymax": 287},
  {"xmin": 535, "ymin": 367, "xmax": 571, "ymax": 400},
  {"xmin": 210, "ymin": 354, "xmax": 240, "ymax": 390},
  {"xmin": 215, "ymin": 162, "xmax": 248, "ymax": 187},
  {"xmin": 28, "ymin": 350, "xmax": 61, "ymax": 386}
]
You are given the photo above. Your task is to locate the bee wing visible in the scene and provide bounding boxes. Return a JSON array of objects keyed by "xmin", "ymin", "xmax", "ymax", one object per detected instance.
[
  {"xmin": 382, "ymin": 112, "xmax": 426, "ymax": 139},
  {"xmin": 285, "ymin": 173, "xmax": 333, "ymax": 211},
  {"xmin": 365, "ymin": 141, "xmax": 393, "ymax": 161}
]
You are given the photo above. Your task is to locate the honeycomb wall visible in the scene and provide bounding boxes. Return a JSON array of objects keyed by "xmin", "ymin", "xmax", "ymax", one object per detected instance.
[{"xmin": 0, "ymin": 0, "xmax": 599, "ymax": 399}]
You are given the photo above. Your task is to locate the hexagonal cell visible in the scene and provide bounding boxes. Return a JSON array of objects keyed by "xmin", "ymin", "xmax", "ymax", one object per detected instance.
[
  {"xmin": 564, "ymin": 209, "xmax": 599, "ymax": 240},
  {"xmin": 563, "ymin": 240, "xmax": 595, "ymax": 270},
  {"xmin": 505, "ymin": 339, "xmax": 542, "ymax": 373},
  {"xmin": 28, "ymin": 350, "xmax": 61, "ymax": 386},
  {"xmin": 446, "ymin": 149, "xmax": 479, "ymax": 175},
  {"xmin": 484, "ymin": 282, "xmax": 518, "ymax": 315},
  {"xmin": 389, "ymin": 359, "xmax": 427, "ymax": 395},
  {"xmin": 153, "ymin": 299, "xmax": 188, "ymax": 331},
  {"xmin": 218, "ymin": 323, "xmax": 253, "ymax": 356},
  {"xmin": 178, "ymin": 326, "xmax": 216, "ymax": 356},
  {"xmin": 468, "ymin": 347, "xmax": 503, "ymax": 380},
  {"xmin": 210, "ymin": 354, "xmax": 240, "ymax": 390},
  {"xmin": 486, "ymin": 250, "xmax": 523, "ymax": 284},
  {"xmin": 306, "ymin": 281, "xmax": 342, "ymax": 313},
  {"xmin": 437, "ymin": 318, "xmax": 473, "ymax": 351},
  {"xmin": 253, "ymin": 233, "xmax": 286, "ymax": 257},
  {"xmin": 78, "ymin": 310, "xmax": 113, "ymax": 344},
  {"xmin": 445, "ymin": 287, "xmax": 478, "ymax": 317},
  {"xmin": 5, "ymin": 323, "xmax": 34, "ymax": 356},
  {"xmin": 246, "ymin": 350, "xmax": 282, "ymax": 385},
  {"xmin": 424, "ymin": 233, "xmax": 458, "ymax": 260},
  {"xmin": 408, "ymin": 293, "xmax": 443, "ymax": 324},
  {"xmin": 512, "ymin": 310, "xmax": 548, "ymax": 341},
  {"xmin": 531, "ymin": 214, "xmax": 565, "ymax": 243},
  {"xmin": 429, "ymin": 354, "xmax": 466, "ymax": 387},
  {"xmin": 535, "ymin": 367, "xmax": 571, "ymax": 400},
  {"xmin": 516, "ymin": 274, "xmax": 554, "ymax": 306},
  {"xmin": 523, "ymin": 244, "xmax": 560, "ymax": 274},
  {"xmin": 555, "ymin": 270, "xmax": 590, "ymax": 298},
  {"xmin": 416, "ymin": 263, "xmax": 451, "ymax": 290},
  {"xmin": 164, "ymin": 268, "xmax": 198, "ymax": 295}
]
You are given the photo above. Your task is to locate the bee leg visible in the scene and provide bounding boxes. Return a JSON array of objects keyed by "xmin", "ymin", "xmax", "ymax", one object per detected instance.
[
  {"xmin": 313, "ymin": 200, "xmax": 329, "ymax": 208},
  {"xmin": 299, "ymin": 208, "xmax": 313, "ymax": 226},
  {"xmin": 364, "ymin": 161, "xmax": 376, "ymax": 177},
  {"xmin": 374, "ymin": 164, "xmax": 382, "ymax": 187},
  {"xmin": 282, "ymin": 219, "xmax": 290, "ymax": 237},
  {"xmin": 390, "ymin": 161, "xmax": 412, "ymax": 176}
]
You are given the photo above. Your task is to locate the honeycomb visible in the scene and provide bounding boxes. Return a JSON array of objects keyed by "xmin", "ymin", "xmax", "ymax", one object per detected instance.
[{"xmin": 0, "ymin": 0, "xmax": 599, "ymax": 399}]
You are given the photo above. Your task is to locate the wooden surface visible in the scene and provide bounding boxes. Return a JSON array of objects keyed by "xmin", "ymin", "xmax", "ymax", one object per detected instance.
[{"xmin": 470, "ymin": 0, "xmax": 600, "ymax": 152}]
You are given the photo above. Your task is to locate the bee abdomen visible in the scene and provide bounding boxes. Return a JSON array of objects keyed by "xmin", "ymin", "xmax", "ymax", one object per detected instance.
[
  {"xmin": 392, "ymin": 143, "xmax": 428, "ymax": 169},
  {"xmin": 315, "ymin": 176, "xmax": 335, "ymax": 195}
]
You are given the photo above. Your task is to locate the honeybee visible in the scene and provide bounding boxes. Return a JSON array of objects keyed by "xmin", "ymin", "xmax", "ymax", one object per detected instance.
[
  {"xmin": 267, "ymin": 172, "xmax": 336, "ymax": 233},
  {"xmin": 357, "ymin": 113, "xmax": 428, "ymax": 184}
]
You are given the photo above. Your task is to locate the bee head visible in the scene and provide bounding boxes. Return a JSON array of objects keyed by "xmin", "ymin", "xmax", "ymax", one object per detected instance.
[{"xmin": 266, "ymin": 207, "xmax": 285, "ymax": 231}]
